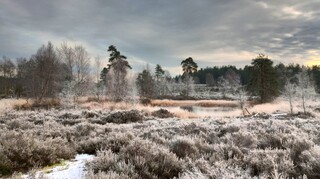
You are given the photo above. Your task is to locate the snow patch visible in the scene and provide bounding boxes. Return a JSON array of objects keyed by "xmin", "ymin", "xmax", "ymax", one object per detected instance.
[{"xmin": 24, "ymin": 154, "xmax": 94, "ymax": 179}]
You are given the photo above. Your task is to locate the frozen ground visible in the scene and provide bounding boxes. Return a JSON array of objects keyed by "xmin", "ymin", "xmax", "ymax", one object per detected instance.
[{"xmin": 23, "ymin": 154, "xmax": 94, "ymax": 179}]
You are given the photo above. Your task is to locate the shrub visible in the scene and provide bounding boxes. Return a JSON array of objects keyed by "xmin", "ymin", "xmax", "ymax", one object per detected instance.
[
  {"xmin": 88, "ymin": 139, "xmax": 183, "ymax": 179},
  {"xmin": 151, "ymin": 109, "xmax": 174, "ymax": 118},
  {"xmin": 102, "ymin": 110, "xmax": 145, "ymax": 124},
  {"xmin": 299, "ymin": 146, "xmax": 320, "ymax": 179},
  {"xmin": 170, "ymin": 138, "xmax": 198, "ymax": 159},
  {"xmin": 121, "ymin": 139, "xmax": 183, "ymax": 179},
  {"xmin": 140, "ymin": 98, "xmax": 151, "ymax": 106},
  {"xmin": 82, "ymin": 111, "xmax": 100, "ymax": 118},
  {"xmin": 217, "ymin": 125, "xmax": 240, "ymax": 137},
  {"xmin": 0, "ymin": 132, "xmax": 75, "ymax": 176},
  {"xmin": 244, "ymin": 149, "xmax": 294, "ymax": 177},
  {"xmin": 232, "ymin": 132, "xmax": 257, "ymax": 150},
  {"xmin": 258, "ymin": 133, "xmax": 285, "ymax": 150}
]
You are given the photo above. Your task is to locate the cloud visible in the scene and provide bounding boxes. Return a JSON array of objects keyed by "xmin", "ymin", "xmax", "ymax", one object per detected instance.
[{"xmin": 0, "ymin": 0, "xmax": 320, "ymax": 76}]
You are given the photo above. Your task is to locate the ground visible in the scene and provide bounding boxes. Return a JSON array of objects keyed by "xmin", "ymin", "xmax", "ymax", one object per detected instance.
[{"xmin": 0, "ymin": 98, "xmax": 320, "ymax": 179}]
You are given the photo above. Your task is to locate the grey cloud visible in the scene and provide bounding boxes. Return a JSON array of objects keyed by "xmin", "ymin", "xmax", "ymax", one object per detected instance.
[{"xmin": 0, "ymin": 0, "xmax": 319, "ymax": 75}]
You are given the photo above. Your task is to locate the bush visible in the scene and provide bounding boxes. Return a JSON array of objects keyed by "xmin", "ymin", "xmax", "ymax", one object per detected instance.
[
  {"xmin": 140, "ymin": 98, "xmax": 151, "ymax": 106},
  {"xmin": 170, "ymin": 138, "xmax": 198, "ymax": 159},
  {"xmin": 244, "ymin": 149, "xmax": 294, "ymax": 177},
  {"xmin": 0, "ymin": 132, "xmax": 75, "ymax": 176},
  {"xmin": 151, "ymin": 109, "xmax": 174, "ymax": 118},
  {"xmin": 88, "ymin": 139, "xmax": 183, "ymax": 179},
  {"xmin": 299, "ymin": 146, "xmax": 320, "ymax": 179},
  {"xmin": 102, "ymin": 110, "xmax": 145, "ymax": 124}
]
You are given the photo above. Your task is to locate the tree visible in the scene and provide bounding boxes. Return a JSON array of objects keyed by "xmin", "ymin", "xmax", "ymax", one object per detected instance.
[
  {"xmin": 57, "ymin": 42, "xmax": 75, "ymax": 81},
  {"xmin": 73, "ymin": 45, "xmax": 90, "ymax": 98},
  {"xmin": 106, "ymin": 45, "xmax": 131, "ymax": 102},
  {"xmin": 225, "ymin": 69, "xmax": 241, "ymax": 88},
  {"xmin": 296, "ymin": 67, "xmax": 316, "ymax": 114},
  {"xmin": 205, "ymin": 73, "xmax": 215, "ymax": 86},
  {"xmin": 0, "ymin": 56, "xmax": 15, "ymax": 96},
  {"xmin": 32, "ymin": 42, "xmax": 62, "ymax": 102},
  {"xmin": 155, "ymin": 64, "xmax": 165, "ymax": 81},
  {"xmin": 94, "ymin": 56, "xmax": 104, "ymax": 101},
  {"xmin": 99, "ymin": 67, "xmax": 108, "ymax": 86},
  {"xmin": 181, "ymin": 57, "xmax": 198, "ymax": 75},
  {"xmin": 284, "ymin": 78, "xmax": 297, "ymax": 115},
  {"xmin": 136, "ymin": 69, "xmax": 155, "ymax": 99},
  {"xmin": 181, "ymin": 57, "xmax": 198, "ymax": 96},
  {"xmin": 248, "ymin": 54, "xmax": 279, "ymax": 103},
  {"xmin": 311, "ymin": 65, "xmax": 320, "ymax": 93}
]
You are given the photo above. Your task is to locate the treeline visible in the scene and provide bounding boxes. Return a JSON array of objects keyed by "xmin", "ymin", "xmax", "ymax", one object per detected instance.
[
  {"xmin": 190, "ymin": 62, "xmax": 320, "ymax": 93},
  {"xmin": 0, "ymin": 41, "xmax": 319, "ymax": 105},
  {"xmin": 0, "ymin": 42, "xmax": 94, "ymax": 102}
]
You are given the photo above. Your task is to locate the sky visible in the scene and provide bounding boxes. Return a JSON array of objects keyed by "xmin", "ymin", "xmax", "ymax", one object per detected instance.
[{"xmin": 0, "ymin": 0, "xmax": 320, "ymax": 75}]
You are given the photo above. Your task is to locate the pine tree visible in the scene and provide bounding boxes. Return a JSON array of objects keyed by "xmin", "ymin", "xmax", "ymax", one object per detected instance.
[
  {"xmin": 155, "ymin": 64, "xmax": 165, "ymax": 81},
  {"xmin": 181, "ymin": 57, "xmax": 198, "ymax": 96},
  {"xmin": 136, "ymin": 69, "xmax": 155, "ymax": 99},
  {"xmin": 106, "ymin": 45, "xmax": 131, "ymax": 102},
  {"xmin": 248, "ymin": 54, "xmax": 279, "ymax": 103}
]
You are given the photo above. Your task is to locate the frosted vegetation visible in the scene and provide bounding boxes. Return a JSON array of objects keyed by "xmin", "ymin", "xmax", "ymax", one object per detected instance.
[{"xmin": 0, "ymin": 97, "xmax": 319, "ymax": 178}]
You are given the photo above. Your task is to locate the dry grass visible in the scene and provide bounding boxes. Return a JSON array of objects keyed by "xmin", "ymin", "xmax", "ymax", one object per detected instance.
[
  {"xmin": 150, "ymin": 99, "xmax": 238, "ymax": 108},
  {"xmin": 246, "ymin": 98, "xmax": 320, "ymax": 117},
  {"xmin": 0, "ymin": 98, "xmax": 29, "ymax": 113}
]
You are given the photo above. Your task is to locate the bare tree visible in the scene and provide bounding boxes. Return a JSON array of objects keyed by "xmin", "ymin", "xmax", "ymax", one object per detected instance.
[
  {"xmin": 73, "ymin": 45, "xmax": 90, "ymax": 98},
  {"xmin": 57, "ymin": 42, "xmax": 75, "ymax": 81},
  {"xmin": 283, "ymin": 78, "xmax": 297, "ymax": 115},
  {"xmin": 74, "ymin": 45, "xmax": 90, "ymax": 84},
  {"xmin": 33, "ymin": 42, "xmax": 61, "ymax": 102},
  {"xmin": 94, "ymin": 56, "xmax": 104, "ymax": 101},
  {"xmin": 95, "ymin": 56, "xmax": 101, "ymax": 83},
  {"xmin": 296, "ymin": 67, "xmax": 316, "ymax": 114},
  {"xmin": 205, "ymin": 73, "xmax": 215, "ymax": 87}
]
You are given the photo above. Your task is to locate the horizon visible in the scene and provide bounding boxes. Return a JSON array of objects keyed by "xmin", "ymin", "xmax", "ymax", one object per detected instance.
[{"xmin": 1, "ymin": 0, "xmax": 320, "ymax": 75}]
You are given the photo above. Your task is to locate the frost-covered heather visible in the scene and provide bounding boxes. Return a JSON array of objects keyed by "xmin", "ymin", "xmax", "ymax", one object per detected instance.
[{"xmin": 1, "ymin": 107, "xmax": 320, "ymax": 178}]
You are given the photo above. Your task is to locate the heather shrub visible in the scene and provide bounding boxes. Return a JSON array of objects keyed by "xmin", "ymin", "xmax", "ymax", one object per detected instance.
[
  {"xmin": 244, "ymin": 149, "xmax": 294, "ymax": 178},
  {"xmin": 88, "ymin": 139, "xmax": 183, "ymax": 179},
  {"xmin": 121, "ymin": 139, "xmax": 183, "ymax": 179},
  {"xmin": 59, "ymin": 112, "xmax": 81, "ymax": 119},
  {"xmin": 74, "ymin": 123, "xmax": 96, "ymax": 137},
  {"xmin": 77, "ymin": 136, "xmax": 107, "ymax": 154},
  {"xmin": 258, "ymin": 133, "xmax": 284, "ymax": 150},
  {"xmin": 140, "ymin": 98, "xmax": 151, "ymax": 106},
  {"xmin": 217, "ymin": 125, "xmax": 240, "ymax": 137},
  {"xmin": 103, "ymin": 132, "xmax": 134, "ymax": 153},
  {"xmin": 102, "ymin": 110, "xmax": 145, "ymax": 123},
  {"xmin": 210, "ymin": 144, "xmax": 244, "ymax": 161},
  {"xmin": 231, "ymin": 132, "xmax": 257, "ymax": 150},
  {"xmin": 82, "ymin": 110, "xmax": 100, "ymax": 118},
  {"xmin": 0, "ymin": 132, "xmax": 75, "ymax": 176},
  {"xmin": 151, "ymin": 108, "xmax": 174, "ymax": 118},
  {"xmin": 1, "ymin": 105, "xmax": 320, "ymax": 178},
  {"xmin": 170, "ymin": 138, "xmax": 198, "ymax": 159},
  {"xmin": 299, "ymin": 146, "xmax": 320, "ymax": 179}
]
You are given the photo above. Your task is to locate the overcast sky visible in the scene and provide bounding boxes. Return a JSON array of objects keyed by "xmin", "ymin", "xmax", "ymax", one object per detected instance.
[{"xmin": 0, "ymin": 0, "xmax": 319, "ymax": 75}]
